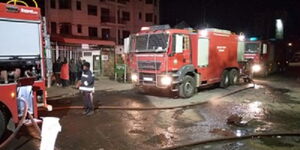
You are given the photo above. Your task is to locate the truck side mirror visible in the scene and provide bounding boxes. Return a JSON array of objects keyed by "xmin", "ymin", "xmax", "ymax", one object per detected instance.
[
  {"xmin": 175, "ymin": 35, "xmax": 183, "ymax": 53},
  {"xmin": 262, "ymin": 44, "xmax": 267, "ymax": 54}
]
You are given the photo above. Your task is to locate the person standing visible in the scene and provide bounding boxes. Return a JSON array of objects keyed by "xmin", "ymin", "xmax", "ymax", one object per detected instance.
[
  {"xmin": 52, "ymin": 57, "xmax": 62, "ymax": 86},
  {"xmin": 69, "ymin": 59, "xmax": 77, "ymax": 85},
  {"xmin": 60, "ymin": 58, "xmax": 69, "ymax": 87},
  {"xmin": 76, "ymin": 59, "xmax": 83, "ymax": 81},
  {"xmin": 76, "ymin": 62, "xmax": 95, "ymax": 116}
]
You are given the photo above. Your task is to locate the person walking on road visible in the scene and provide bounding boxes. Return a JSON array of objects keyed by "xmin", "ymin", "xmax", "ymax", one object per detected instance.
[
  {"xmin": 76, "ymin": 62, "xmax": 95, "ymax": 116},
  {"xmin": 60, "ymin": 58, "xmax": 69, "ymax": 87}
]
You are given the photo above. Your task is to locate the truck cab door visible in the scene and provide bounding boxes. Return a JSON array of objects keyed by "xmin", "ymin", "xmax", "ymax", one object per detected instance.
[{"xmin": 173, "ymin": 34, "xmax": 191, "ymax": 65}]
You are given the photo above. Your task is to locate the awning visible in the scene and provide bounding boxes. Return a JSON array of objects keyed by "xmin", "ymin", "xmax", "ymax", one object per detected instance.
[{"xmin": 51, "ymin": 35, "xmax": 115, "ymax": 46}]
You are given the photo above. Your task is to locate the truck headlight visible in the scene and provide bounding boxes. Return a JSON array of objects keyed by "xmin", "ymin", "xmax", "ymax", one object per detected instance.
[
  {"xmin": 252, "ymin": 64, "xmax": 261, "ymax": 72},
  {"xmin": 131, "ymin": 73, "xmax": 138, "ymax": 82},
  {"xmin": 160, "ymin": 75, "xmax": 172, "ymax": 86}
]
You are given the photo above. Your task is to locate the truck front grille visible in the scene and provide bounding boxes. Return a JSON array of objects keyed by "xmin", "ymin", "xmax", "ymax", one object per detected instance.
[{"xmin": 138, "ymin": 61, "xmax": 161, "ymax": 71}]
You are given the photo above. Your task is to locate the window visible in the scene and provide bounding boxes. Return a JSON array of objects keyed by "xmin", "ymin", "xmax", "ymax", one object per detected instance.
[
  {"xmin": 84, "ymin": 52, "xmax": 92, "ymax": 56},
  {"xmin": 59, "ymin": 23, "xmax": 72, "ymax": 35},
  {"xmin": 77, "ymin": 24, "xmax": 82, "ymax": 33},
  {"xmin": 145, "ymin": 0, "xmax": 152, "ymax": 4},
  {"xmin": 88, "ymin": 5, "xmax": 97, "ymax": 16},
  {"xmin": 183, "ymin": 35, "xmax": 190, "ymax": 50},
  {"xmin": 50, "ymin": 0, "xmax": 56, "ymax": 9},
  {"xmin": 122, "ymin": 11, "xmax": 130, "ymax": 21},
  {"xmin": 172, "ymin": 34, "xmax": 190, "ymax": 53},
  {"xmin": 139, "ymin": 12, "xmax": 142, "ymax": 20},
  {"xmin": 51, "ymin": 22, "xmax": 57, "ymax": 34},
  {"xmin": 102, "ymin": 28, "xmax": 110, "ymax": 40},
  {"xmin": 88, "ymin": 27, "xmax": 98, "ymax": 37},
  {"xmin": 154, "ymin": 15, "xmax": 157, "ymax": 24},
  {"xmin": 101, "ymin": 8, "xmax": 110, "ymax": 22},
  {"xmin": 59, "ymin": 0, "xmax": 71, "ymax": 9},
  {"xmin": 0, "ymin": 20, "xmax": 41, "ymax": 56},
  {"xmin": 76, "ymin": 1, "xmax": 81, "ymax": 10},
  {"xmin": 145, "ymin": 13, "xmax": 153, "ymax": 22}
]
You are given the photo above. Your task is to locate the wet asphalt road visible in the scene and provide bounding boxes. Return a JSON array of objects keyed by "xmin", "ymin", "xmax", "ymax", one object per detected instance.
[{"xmin": 4, "ymin": 66, "xmax": 300, "ymax": 150}]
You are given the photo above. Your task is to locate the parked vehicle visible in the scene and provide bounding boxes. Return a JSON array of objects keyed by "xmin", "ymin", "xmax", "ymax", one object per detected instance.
[
  {"xmin": 0, "ymin": 2, "xmax": 49, "ymax": 138},
  {"xmin": 244, "ymin": 39, "xmax": 289, "ymax": 76},
  {"xmin": 127, "ymin": 25, "xmax": 246, "ymax": 98}
]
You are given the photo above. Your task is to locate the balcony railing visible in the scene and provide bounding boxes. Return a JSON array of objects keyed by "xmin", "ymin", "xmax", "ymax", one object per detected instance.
[
  {"xmin": 51, "ymin": 34, "xmax": 116, "ymax": 42},
  {"xmin": 117, "ymin": 18, "xmax": 128, "ymax": 24},
  {"xmin": 101, "ymin": 16, "xmax": 116, "ymax": 23}
]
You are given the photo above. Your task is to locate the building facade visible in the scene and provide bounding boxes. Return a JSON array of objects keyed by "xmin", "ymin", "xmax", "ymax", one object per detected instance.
[{"xmin": 44, "ymin": 0, "xmax": 159, "ymax": 74}]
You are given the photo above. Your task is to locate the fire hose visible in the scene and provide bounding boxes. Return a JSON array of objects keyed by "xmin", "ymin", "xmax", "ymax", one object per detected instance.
[
  {"xmin": 162, "ymin": 132, "xmax": 300, "ymax": 150},
  {"xmin": 46, "ymin": 84, "xmax": 256, "ymax": 111},
  {"xmin": 0, "ymin": 98, "xmax": 41, "ymax": 149}
]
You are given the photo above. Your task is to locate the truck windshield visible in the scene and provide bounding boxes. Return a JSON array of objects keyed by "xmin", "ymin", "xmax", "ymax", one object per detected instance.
[
  {"xmin": 132, "ymin": 33, "xmax": 169, "ymax": 52},
  {"xmin": 0, "ymin": 20, "xmax": 41, "ymax": 58},
  {"xmin": 245, "ymin": 43, "xmax": 261, "ymax": 54}
]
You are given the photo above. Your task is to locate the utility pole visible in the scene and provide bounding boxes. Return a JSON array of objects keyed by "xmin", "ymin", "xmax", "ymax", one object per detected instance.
[{"xmin": 43, "ymin": 17, "xmax": 52, "ymax": 88}]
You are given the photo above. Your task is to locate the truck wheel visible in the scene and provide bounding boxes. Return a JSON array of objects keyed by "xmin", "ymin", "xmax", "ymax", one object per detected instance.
[
  {"xmin": 179, "ymin": 76, "xmax": 196, "ymax": 98},
  {"xmin": 229, "ymin": 69, "xmax": 239, "ymax": 85},
  {"xmin": 220, "ymin": 70, "xmax": 230, "ymax": 88},
  {"xmin": 0, "ymin": 110, "xmax": 6, "ymax": 138}
]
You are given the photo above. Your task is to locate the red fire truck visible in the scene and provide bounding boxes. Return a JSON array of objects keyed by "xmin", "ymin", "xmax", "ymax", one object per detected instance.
[
  {"xmin": 128, "ymin": 25, "xmax": 245, "ymax": 98},
  {"xmin": 0, "ymin": 3, "xmax": 48, "ymax": 138},
  {"xmin": 244, "ymin": 39, "xmax": 288, "ymax": 76}
]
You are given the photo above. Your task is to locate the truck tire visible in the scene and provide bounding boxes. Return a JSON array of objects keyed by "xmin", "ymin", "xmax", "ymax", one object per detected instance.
[
  {"xmin": 0, "ymin": 110, "xmax": 6, "ymax": 138},
  {"xmin": 220, "ymin": 70, "xmax": 230, "ymax": 88},
  {"xmin": 229, "ymin": 69, "xmax": 239, "ymax": 85},
  {"xmin": 179, "ymin": 76, "xmax": 196, "ymax": 98}
]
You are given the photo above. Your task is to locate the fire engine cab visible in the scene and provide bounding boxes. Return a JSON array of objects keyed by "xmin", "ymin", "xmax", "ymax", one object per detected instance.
[
  {"xmin": 0, "ymin": 2, "xmax": 48, "ymax": 138},
  {"xmin": 128, "ymin": 25, "xmax": 245, "ymax": 98},
  {"xmin": 244, "ymin": 39, "xmax": 289, "ymax": 76}
]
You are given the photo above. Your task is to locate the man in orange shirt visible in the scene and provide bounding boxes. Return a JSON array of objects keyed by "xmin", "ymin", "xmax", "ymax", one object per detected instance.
[{"xmin": 60, "ymin": 58, "xmax": 69, "ymax": 87}]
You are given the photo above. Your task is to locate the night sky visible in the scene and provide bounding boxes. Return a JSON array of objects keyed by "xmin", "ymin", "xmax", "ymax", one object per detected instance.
[{"xmin": 160, "ymin": 0, "xmax": 300, "ymax": 39}]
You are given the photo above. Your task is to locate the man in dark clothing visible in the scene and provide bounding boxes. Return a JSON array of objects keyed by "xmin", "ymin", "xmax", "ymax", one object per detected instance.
[
  {"xmin": 69, "ymin": 59, "xmax": 77, "ymax": 85},
  {"xmin": 52, "ymin": 58, "xmax": 62, "ymax": 86},
  {"xmin": 76, "ymin": 59, "xmax": 83, "ymax": 80},
  {"xmin": 76, "ymin": 62, "xmax": 95, "ymax": 116}
]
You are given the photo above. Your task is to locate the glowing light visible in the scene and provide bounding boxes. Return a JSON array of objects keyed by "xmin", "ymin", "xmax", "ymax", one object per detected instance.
[
  {"xmin": 160, "ymin": 75, "xmax": 172, "ymax": 86},
  {"xmin": 288, "ymin": 43, "xmax": 293, "ymax": 47},
  {"xmin": 131, "ymin": 73, "xmax": 138, "ymax": 82},
  {"xmin": 173, "ymin": 59, "xmax": 178, "ymax": 65},
  {"xmin": 276, "ymin": 19, "xmax": 284, "ymax": 39},
  {"xmin": 200, "ymin": 30, "xmax": 208, "ymax": 37},
  {"xmin": 141, "ymin": 27, "xmax": 150, "ymax": 31},
  {"xmin": 238, "ymin": 35, "xmax": 245, "ymax": 41},
  {"xmin": 250, "ymin": 37, "xmax": 258, "ymax": 41},
  {"xmin": 252, "ymin": 64, "xmax": 261, "ymax": 72},
  {"xmin": 11, "ymin": 92, "xmax": 15, "ymax": 98}
]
